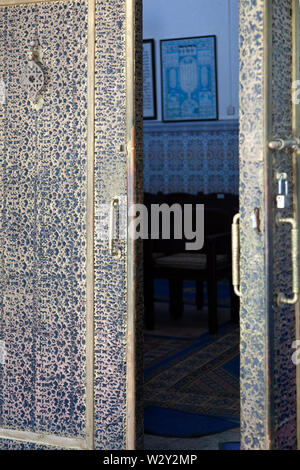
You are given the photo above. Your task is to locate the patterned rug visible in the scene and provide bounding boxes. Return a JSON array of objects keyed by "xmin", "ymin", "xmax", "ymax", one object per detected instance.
[
  {"xmin": 144, "ymin": 406, "xmax": 237, "ymax": 438},
  {"xmin": 144, "ymin": 325, "xmax": 240, "ymax": 424},
  {"xmin": 219, "ymin": 442, "xmax": 240, "ymax": 450}
]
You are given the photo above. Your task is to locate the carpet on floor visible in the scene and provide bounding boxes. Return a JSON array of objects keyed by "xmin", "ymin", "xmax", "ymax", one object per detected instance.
[
  {"xmin": 144, "ymin": 324, "xmax": 240, "ymax": 437},
  {"xmin": 219, "ymin": 442, "xmax": 240, "ymax": 450},
  {"xmin": 144, "ymin": 407, "xmax": 237, "ymax": 438}
]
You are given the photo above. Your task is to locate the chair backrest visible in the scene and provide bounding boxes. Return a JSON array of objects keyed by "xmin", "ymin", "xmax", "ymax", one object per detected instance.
[
  {"xmin": 203, "ymin": 207, "xmax": 231, "ymax": 255},
  {"xmin": 198, "ymin": 192, "xmax": 239, "ymax": 219},
  {"xmin": 143, "ymin": 193, "xmax": 231, "ymax": 255}
]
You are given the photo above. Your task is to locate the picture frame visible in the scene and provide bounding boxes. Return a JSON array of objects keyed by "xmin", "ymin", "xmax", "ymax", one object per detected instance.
[
  {"xmin": 160, "ymin": 35, "xmax": 218, "ymax": 122},
  {"xmin": 143, "ymin": 39, "xmax": 157, "ymax": 120}
]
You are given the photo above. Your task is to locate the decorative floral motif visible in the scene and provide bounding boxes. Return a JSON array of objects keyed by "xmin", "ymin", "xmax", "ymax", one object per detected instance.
[
  {"xmin": 271, "ymin": 0, "xmax": 296, "ymax": 450},
  {"xmin": 0, "ymin": 0, "xmax": 88, "ymax": 439},
  {"xmin": 94, "ymin": 0, "xmax": 128, "ymax": 450},
  {"xmin": 239, "ymin": 0, "xmax": 270, "ymax": 450},
  {"xmin": 239, "ymin": 0, "xmax": 296, "ymax": 450}
]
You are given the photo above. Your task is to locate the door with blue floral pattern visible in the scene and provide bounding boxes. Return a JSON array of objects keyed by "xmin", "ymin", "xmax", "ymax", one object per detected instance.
[
  {"xmin": 239, "ymin": 0, "xmax": 300, "ymax": 450},
  {"xmin": 0, "ymin": 0, "xmax": 141, "ymax": 450}
]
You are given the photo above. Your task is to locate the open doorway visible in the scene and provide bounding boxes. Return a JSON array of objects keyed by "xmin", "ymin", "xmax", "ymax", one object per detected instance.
[{"xmin": 142, "ymin": 0, "xmax": 240, "ymax": 450}]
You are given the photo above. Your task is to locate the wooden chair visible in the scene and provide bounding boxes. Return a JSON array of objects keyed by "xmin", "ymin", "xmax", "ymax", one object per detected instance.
[
  {"xmin": 144, "ymin": 193, "xmax": 238, "ymax": 333},
  {"xmin": 194, "ymin": 192, "xmax": 239, "ymax": 316}
]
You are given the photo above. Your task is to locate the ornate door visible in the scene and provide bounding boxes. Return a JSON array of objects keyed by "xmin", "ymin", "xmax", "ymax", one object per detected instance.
[
  {"xmin": 239, "ymin": 0, "xmax": 299, "ymax": 450},
  {"xmin": 0, "ymin": 0, "xmax": 141, "ymax": 450}
]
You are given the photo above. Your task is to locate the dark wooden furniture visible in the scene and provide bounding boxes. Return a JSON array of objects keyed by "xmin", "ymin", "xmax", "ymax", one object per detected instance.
[{"xmin": 144, "ymin": 192, "xmax": 239, "ymax": 334}]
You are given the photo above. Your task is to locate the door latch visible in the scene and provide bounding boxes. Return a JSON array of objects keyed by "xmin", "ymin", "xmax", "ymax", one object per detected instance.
[
  {"xmin": 232, "ymin": 213, "xmax": 241, "ymax": 297},
  {"xmin": 109, "ymin": 198, "xmax": 122, "ymax": 259},
  {"xmin": 268, "ymin": 138, "xmax": 300, "ymax": 151},
  {"xmin": 22, "ymin": 40, "xmax": 45, "ymax": 106}
]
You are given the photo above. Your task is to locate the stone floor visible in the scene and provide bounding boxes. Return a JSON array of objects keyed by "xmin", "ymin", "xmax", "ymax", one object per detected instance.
[{"xmin": 144, "ymin": 428, "xmax": 240, "ymax": 450}]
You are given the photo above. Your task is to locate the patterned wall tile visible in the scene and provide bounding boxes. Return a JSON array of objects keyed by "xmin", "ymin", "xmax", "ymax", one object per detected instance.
[{"xmin": 144, "ymin": 121, "xmax": 239, "ymax": 195}]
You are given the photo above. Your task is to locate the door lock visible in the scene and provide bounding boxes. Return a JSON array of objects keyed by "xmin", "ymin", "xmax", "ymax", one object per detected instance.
[{"xmin": 276, "ymin": 172, "xmax": 289, "ymax": 209}]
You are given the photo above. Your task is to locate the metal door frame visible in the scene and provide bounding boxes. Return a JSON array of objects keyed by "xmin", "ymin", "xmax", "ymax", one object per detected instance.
[{"xmin": 292, "ymin": 0, "xmax": 300, "ymax": 450}]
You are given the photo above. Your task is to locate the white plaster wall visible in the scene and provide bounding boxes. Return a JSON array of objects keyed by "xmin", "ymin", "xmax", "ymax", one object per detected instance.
[{"xmin": 143, "ymin": 0, "xmax": 239, "ymax": 121}]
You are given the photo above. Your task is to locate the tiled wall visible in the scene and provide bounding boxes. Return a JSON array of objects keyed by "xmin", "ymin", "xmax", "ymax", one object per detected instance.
[{"xmin": 144, "ymin": 120, "xmax": 239, "ymax": 194}]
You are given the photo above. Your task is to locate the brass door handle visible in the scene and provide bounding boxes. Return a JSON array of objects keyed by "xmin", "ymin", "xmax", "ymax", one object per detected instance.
[
  {"xmin": 276, "ymin": 217, "xmax": 299, "ymax": 305},
  {"xmin": 109, "ymin": 198, "xmax": 122, "ymax": 259},
  {"xmin": 232, "ymin": 213, "xmax": 241, "ymax": 297}
]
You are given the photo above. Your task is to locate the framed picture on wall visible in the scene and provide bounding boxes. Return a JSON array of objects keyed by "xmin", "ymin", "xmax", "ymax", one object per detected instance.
[
  {"xmin": 143, "ymin": 39, "xmax": 157, "ymax": 120},
  {"xmin": 160, "ymin": 36, "xmax": 218, "ymax": 122}
]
